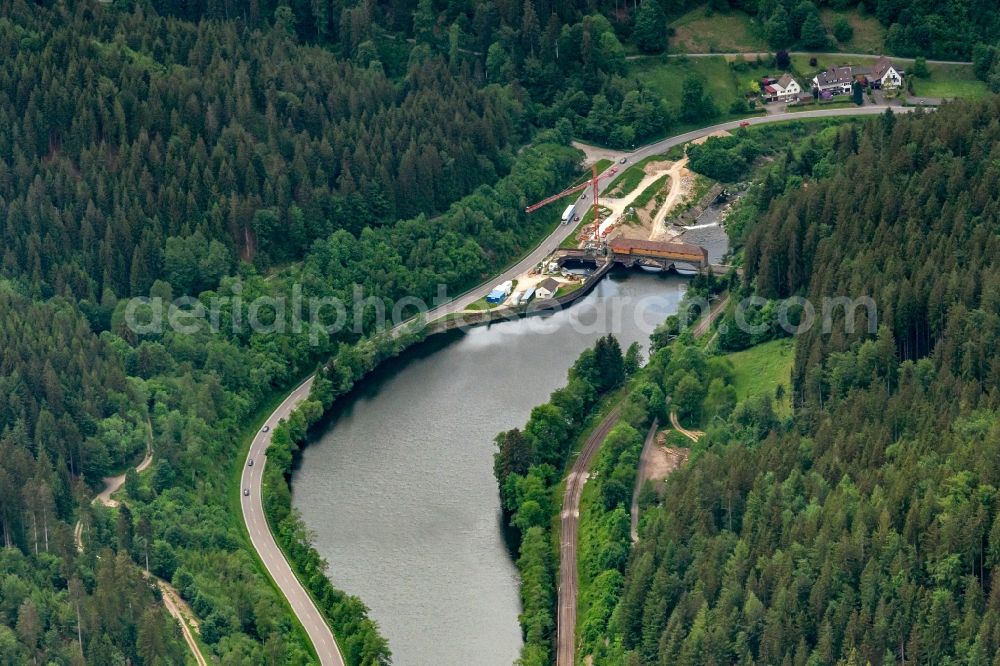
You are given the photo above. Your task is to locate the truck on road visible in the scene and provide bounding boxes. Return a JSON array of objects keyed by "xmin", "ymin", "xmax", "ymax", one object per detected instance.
[{"xmin": 561, "ymin": 204, "xmax": 575, "ymax": 224}]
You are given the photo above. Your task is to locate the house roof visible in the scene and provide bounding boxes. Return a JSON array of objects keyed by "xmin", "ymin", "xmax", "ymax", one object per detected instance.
[
  {"xmin": 764, "ymin": 85, "xmax": 777, "ymax": 94},
  {"xmin": 777, "ymin": 73, "xmax": 796, "ymax": 89},
  {"xmin": 608, "ymin": 238, "xmax": 707, "ymax": 259},
  {"xmin": 872, "ymin": 56, "xmax": 896, "ymax": 78},
  {"xmin": 814, "ymin": 66, "xmax": 854, "ymax": 87},
  {"xmin": 537, "ymin": 278, "xmax": 560, "ymax": 294}
]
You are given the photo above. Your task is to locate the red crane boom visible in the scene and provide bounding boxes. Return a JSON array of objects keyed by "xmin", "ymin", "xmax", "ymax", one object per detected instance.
[{"xmin": 524, "ymin": 165, "xmax": 602, "ymax": 239}]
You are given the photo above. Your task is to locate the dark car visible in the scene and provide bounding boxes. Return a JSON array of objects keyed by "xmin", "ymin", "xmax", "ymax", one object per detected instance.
[
  {"xmin": 243, "ymin": 488, "xmax": 250, "ymax": 497},
  {"xmin": 262, "ymin": 425, "xmax": 270, "ymax": 433},
  {"xmin": 247, "ymin": 459, "xmax": 254, "ymax": 467}
]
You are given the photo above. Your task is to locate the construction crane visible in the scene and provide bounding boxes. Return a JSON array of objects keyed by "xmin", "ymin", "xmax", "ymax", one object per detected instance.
[{"xmin": 525, "ymin": 164, "xmax": 606, "ymax": 240}]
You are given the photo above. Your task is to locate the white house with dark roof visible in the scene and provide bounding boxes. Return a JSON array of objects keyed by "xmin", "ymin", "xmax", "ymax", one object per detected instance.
[
  {"xmin": 763, "ymin": 73, "xmax": 802, "ymax": 102},
  {"xmin": 870, "ymin": 56, "xmax": 903, "ymax": 89},
  {"xmin": 535, "ymin": 278, "xmax": 561, "ymax": 299}
]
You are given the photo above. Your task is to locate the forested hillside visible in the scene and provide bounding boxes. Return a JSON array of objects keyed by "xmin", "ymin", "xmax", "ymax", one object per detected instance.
[
  {"xmin": 0, "ymin": 2, "xmax": 588, "ymax": 663},
  {"xmin": 3, "ymin": 0, "xmax": 999, "ymax": 662},
  {"xmin": 148, "ymin": 0, "xmax": 1000, "ymax": 61},
  {"xmin": 601, "ymin": 99, "xmax": 1000, "ymax": 664},
  {"xmin": 1, "ymin": 3, "xmax": 518, "ymax": 299}
]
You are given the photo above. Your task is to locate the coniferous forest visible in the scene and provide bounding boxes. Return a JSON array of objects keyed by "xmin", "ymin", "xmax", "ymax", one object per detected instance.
[
  {"xmin": 2, "ymin": 0, "xmax": 1000, "ymax": 664},
  {"xmin": 596, "ymin": 99, "xmax": 1000, "ymax": 665}
]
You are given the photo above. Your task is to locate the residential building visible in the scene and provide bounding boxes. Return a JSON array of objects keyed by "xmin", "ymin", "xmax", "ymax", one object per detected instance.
[
  {"xmin": 762, "ymin": 73, "xmax": 802, "ymax": 102},
  {"xmin": 812, "ymin": 66, "xmax": 855, "ymax": 96},
  {"xmin": 813, "ymin": 57, "xmax": 904, "ymax": 95},
  {"xmin": 870, "ymin": 56, "xmax": 903, "ymax": 89},
  {"xmin": 535, "ymin": 278, "xmax": 560, "ymax": 300}
]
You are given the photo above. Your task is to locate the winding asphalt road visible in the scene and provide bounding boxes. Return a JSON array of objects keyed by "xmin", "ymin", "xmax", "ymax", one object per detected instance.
[
  {"xmin": 242, "ymin": 104, "xmax": 924, "ymax": 664},
  {"xmin": 240, "ymin": 377, "xmax": 346, "ymax": 665}
]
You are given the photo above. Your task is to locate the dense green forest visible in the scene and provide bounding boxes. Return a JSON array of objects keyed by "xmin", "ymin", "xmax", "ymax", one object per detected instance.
[
  {"xmin": 590, "ymin": 98, "xmax": 1000, "ymax": 664},
  {"xmin": 0, "ymin": 1, "xmax": 586, "ymax": 662},
  {"xmin": 2, "ymin": 0, "xmax": 1000, "ymax": 662},
  {"xmin": 1, "ymin": 3, "xmax": 518, "ymax": 299},
  {"xmin": 148, "ymin": 0, "xmax": 1000, "ymax": 62}
]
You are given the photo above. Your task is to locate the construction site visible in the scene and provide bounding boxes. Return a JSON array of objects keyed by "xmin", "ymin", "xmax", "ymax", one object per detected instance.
[{"xmin": 461, "ymin": 132, "xmax": 735, "ymax": 316}]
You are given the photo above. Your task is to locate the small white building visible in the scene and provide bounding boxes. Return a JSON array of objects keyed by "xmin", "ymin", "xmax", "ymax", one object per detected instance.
[
  {"xmin": 870, "ymin": 56, "xmax": 903, "ymax": 89},
  {"xmin": 535, "ymin": 278, "xmax": 561, "ymax": 299},
  {"xmin": 763, "ymin": 73, "xmax": 802, "ymax": 102}
]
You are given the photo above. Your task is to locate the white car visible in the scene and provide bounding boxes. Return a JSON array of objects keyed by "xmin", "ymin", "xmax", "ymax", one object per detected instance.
[
  {"xmin": 247, "ymin": 459, "xmax": 254, "ymax": 467},
  {"xmin": 243, "ymin": 488, "xmax": 250, "ymax": 497},
  {"xmin": 262, "ymin": 425, "xmax": 270, "ymax": 433}
]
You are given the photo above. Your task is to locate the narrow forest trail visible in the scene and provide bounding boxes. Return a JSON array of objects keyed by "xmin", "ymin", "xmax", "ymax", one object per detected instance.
[
  {"xmin": 94, "ymin": 418, "xmax": 154, "ymax": 508},
  {"xmin": 73, "ymin": 520, "xmax": 83, "ymax": 553},
  {"xmin": 154, "ymin": 576, "xmax": 207, "ymax": 666},
  {"xmin": 630, "ymin": 419, "xmax": 660, "ymax": 542},
  {"xmin": 75, "ymin": 417, "xmax": 210, "ymax": 666},
  {"xmin": 670, "ymin": 410, "xmax": 705, "ymax": 443}
]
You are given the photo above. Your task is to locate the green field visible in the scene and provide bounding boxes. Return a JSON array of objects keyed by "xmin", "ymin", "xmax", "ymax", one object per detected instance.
[
  {"xmin": 726, "ymin": 338, "xmax": 795, "ymax": 416},
  {"xmin": 668, "ymin": 7, "xmax": 769, "ymax": 54},
  {"xmin": 667, "ymin": 5, "xmax": 887, "ymax": 55},
  {"xmin": 631, "ymin": 174, "xmax": 669, "ymax": 209},
  {"xmin": 787, "ymin": 99, "xmax": 858, "ymax": 112},
  {"xmin": 606, "ymin": 166, "xmax": 647, "ymax": 198},
  {"xmin": 819, "ymin": 9, "xmax": 886, "ymax": 53},
  {"xmin": 910, "ymin": 64, "xmax": 992, "ymax": 99},
  {"xmin": 630, "ymin": 55, "xmax": 747, "ymax": 112},
  {"xmin": 605, "ymin": 154, "xmax": 672, "ymax": 198}
]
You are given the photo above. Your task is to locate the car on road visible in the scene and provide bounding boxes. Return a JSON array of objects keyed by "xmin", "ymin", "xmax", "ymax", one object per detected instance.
[
  {"xmin": 619, "ymin": 157, "xmax": 627, "ymax": 164},
  {"xmin": 608, "ymin": 167, "xmax": 618, "ymax": 175},
  {"xmin": 262, "ymin": 425, "xmax": 269, "ymax": 432},
  {"xmin": 243, "ymin": 488, "xmax": 250, "ymax": 496},
  {"xmin": 739, "ymin": 121, "xmax": 750, "ymax": 128},
  {"xmin": 247, "ymin": 459, "xmax": 254, "ymax": 466},
  {"xmin": 573, "ymin": 215, "xmax": 581, "ymax": 222}
]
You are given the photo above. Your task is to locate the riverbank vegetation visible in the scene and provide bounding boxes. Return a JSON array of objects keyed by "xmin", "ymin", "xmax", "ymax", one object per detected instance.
[
  {"xmin": 498, "ymin": 276, "xmax": 747, "ymax": 663},
  {"xmin": 577, "ymin": 97, "xmax": 1000, "ymax": 664},
  {"xmin": 493, "ymin": 334, "xmax": 632, "ymax": 663}
]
